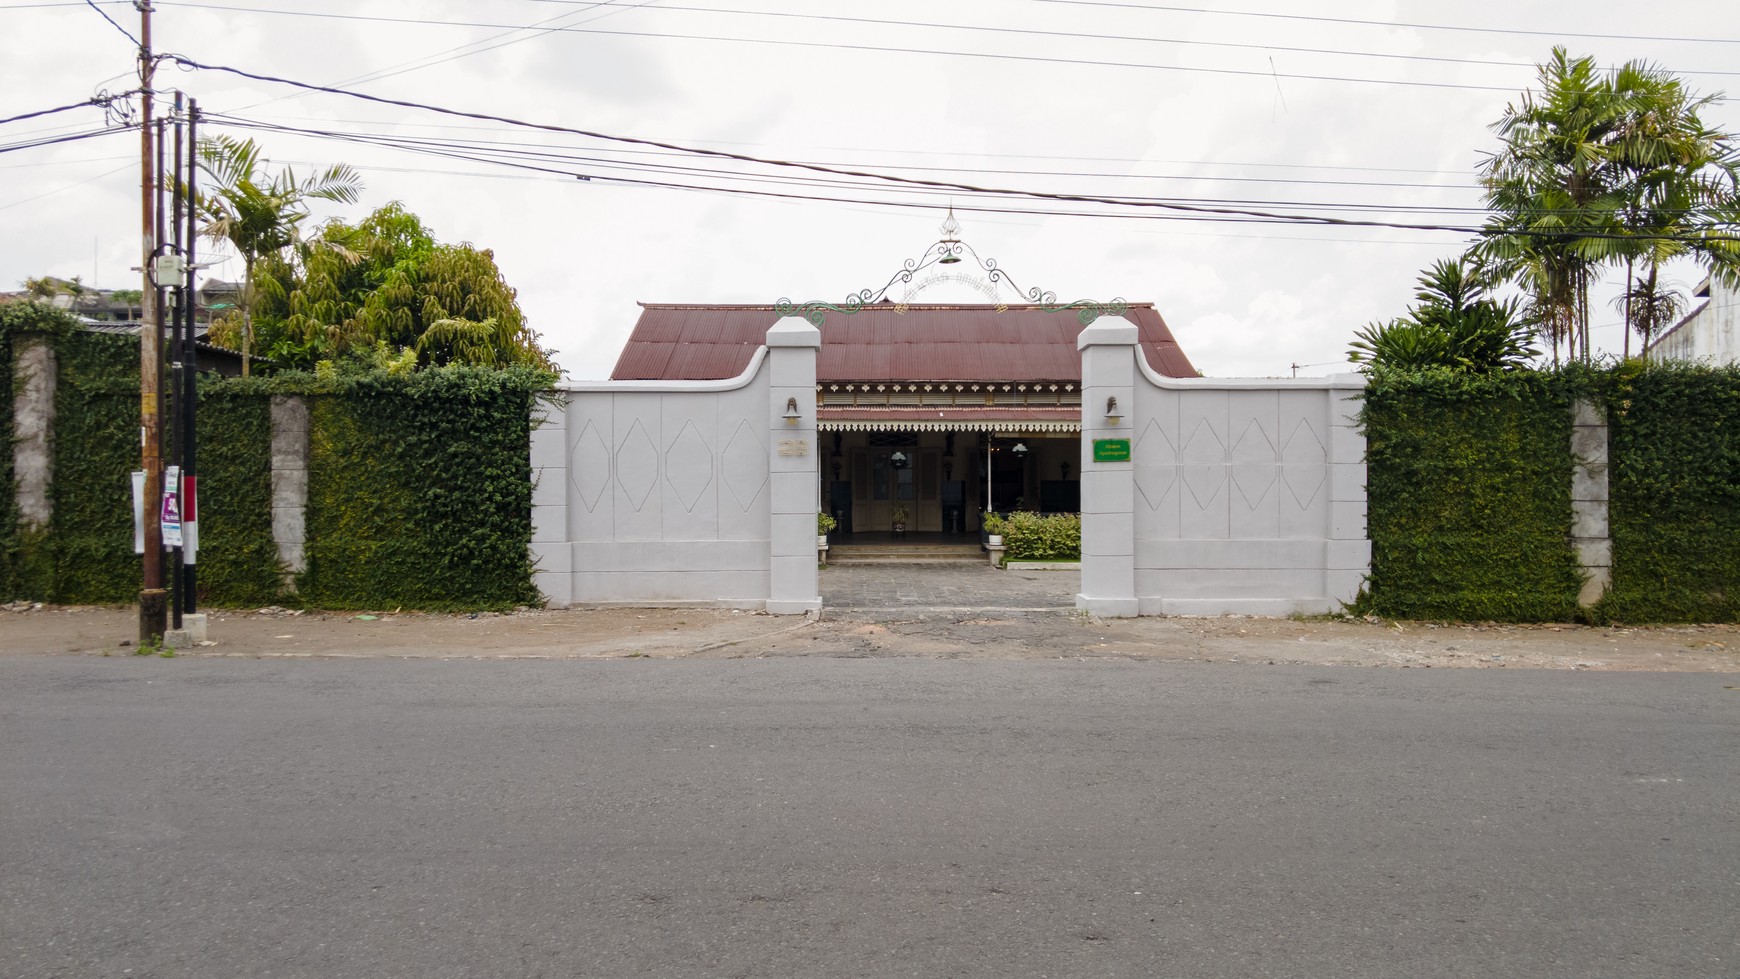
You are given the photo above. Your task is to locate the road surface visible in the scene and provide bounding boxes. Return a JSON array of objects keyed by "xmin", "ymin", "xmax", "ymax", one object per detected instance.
[{"xmin": 2, "ymin": 655, "xmax": 1736, "ymax": 977}]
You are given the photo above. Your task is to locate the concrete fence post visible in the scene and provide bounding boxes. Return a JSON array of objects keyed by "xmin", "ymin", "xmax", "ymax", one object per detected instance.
[
  {"xmin": 1076, "ymin": 318, "xmax": 1139, "ymax": 617},
  {"xmin": 269, "ymin": 394, "xmax": 309, "ymax": 591},
  {"xmin": 1570, "ymin": 397, "xmax": 1611, "ymax": 608},
  {"xmin": 765, "ymin": 317, "xmax": 822, "ymax": 614},
  {"xmin": 528, "ymin": 393, "xmax": 571, "ymax": 607},
  {"xmin": 12, "ymin": 336, "xmax": 55, "ymax": 534}
]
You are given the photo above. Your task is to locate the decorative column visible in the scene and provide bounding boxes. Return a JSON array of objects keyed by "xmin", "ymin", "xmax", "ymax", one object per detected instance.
[
  {"xmin": 1570, "ymin": 397, "xmax": 1611, "ymax": 607},
  {"xmin": 529, "ymin": 393, "xmax": 571, "ymax": 607},
  {"xmin": 1076, "ymin": 319, "xmax": 1138, "ymax": 617},
  {"xmin": 269, "ymin": 394, "xmax": 308, "ymax": 592},
  {"xmin": 12, "ymin": 336, "xmax": 55, "ymax": 535},
  {"xmin": 765, "ymin": 317, "xmax": 822, "ymax": 614}
]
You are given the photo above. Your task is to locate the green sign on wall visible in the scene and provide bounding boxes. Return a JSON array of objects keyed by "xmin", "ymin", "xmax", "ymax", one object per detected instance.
[{"xmin": 1092, "ymin": 438, "xmax": 1131, "ymax": 463}]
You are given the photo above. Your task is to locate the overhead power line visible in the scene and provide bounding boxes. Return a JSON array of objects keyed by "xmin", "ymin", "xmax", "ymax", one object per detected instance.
[
  {"xmin": 170, "ymin": 55, "xmax": 1511, "ymax": 233},
  {"xmin": 0, "ymin": 94, "xmax": 132, "ymax": 128},
  {"xmin": 169, "ymin": 57, "xmax": 1740, "ymax": 241},
  {"xmin": 1032, "ymin": 0, "xmax": 1740, "ymax": 46},
  {"xmin": 82, "ymin": 0, "xmax": 139, "ymax": 44},
  {"xmin": 152, "ymin": 1, "xmax": 1740, "ymax": 79},
  {"xmin": 210, "ymin": 112, "xmax": 1476, "ymax": 193},
  {"xmin": 195, "ymin": 108, "xmax": 1740, "ymax": 243},
  {"xmin": 155, "ymin": 6, "xmax": 1520, "ymax": 92}
]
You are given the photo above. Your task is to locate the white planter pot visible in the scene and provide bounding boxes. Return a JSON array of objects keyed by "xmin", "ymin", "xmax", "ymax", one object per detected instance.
[{"xmin": 987, "ymin": 535, "xmax": 1003, "ymax": 547}]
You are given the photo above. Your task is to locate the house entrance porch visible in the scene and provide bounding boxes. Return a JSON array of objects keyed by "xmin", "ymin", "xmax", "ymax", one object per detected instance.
[{"xmin": 819, "ymin": 430, "xmax": 1080, "ymax": 539}]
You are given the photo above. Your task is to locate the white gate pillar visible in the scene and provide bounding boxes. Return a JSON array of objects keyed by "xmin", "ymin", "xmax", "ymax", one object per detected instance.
[
  {"xmin": 1076, "ymin": 319, "xmax": 1139, "ymax": 617},
  {"xmin": 766, "ymin": 317, "xmax": 822, "ymax": 614}
]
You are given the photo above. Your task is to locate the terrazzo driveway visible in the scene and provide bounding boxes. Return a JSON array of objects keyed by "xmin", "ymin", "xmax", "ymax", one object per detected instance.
[{"xmin": 820, "ymin": 563, "xmax": 1078, "ymax": 612}]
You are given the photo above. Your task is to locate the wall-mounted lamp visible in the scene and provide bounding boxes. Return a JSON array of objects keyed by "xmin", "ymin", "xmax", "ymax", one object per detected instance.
[
  {"xmin": 1011, "ymin": 442, "xmax": 1028, "ymax": 456},
  {"xmin": 890, "ymin": 450, "xmax": 910, "ymax": 470},
  {"xmin": 783, "ymin": 397, "xmax": 801, "ymax": 425},
  {"xmin": 1105, "ymin": 396, "xmax": 1123, "ymax": 426}
]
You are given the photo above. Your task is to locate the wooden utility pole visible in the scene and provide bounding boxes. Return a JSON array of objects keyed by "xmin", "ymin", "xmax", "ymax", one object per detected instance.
[{"xmin": 138, "ymin": 0, "xmax": 166, "ymax": 642}]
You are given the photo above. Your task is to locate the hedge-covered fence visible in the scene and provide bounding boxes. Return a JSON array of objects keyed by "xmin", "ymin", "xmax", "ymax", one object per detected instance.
[
  {"xmin": 1, "ymin": 305, "xmax": 551, "ymax": 610},
  {"xmin": 1596, "ymin": 364, "xmax": 1740, "ymax": 623},
  {"xmin": 1359, "ymin": 364, "xmax": 1740, "ymax": 623}
]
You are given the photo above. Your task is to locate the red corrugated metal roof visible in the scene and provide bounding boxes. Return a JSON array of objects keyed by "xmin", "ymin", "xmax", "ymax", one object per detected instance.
[
  {"xmin": 819, "ymin": 406, "xmax": 1081, "ymax": 420},
  {"xmin": 609, "ymin": 303, "xmax": 1197, "ymax": 381}
]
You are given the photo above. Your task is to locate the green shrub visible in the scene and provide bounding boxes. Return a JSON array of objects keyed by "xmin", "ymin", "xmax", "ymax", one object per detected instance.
[{"xmin": 1001, "ymin": 511, "xmax": 1081, "ymax": 561}]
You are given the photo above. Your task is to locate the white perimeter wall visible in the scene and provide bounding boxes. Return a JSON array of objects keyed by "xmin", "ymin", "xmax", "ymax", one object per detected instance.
[
  {"xmin": 531, "ymin": 319, "xmax": 822, "ymax": 612},
  {"xmin": 1652, "ymin": 277, "xmax": 1740, "ymax": 366},
  {"xmin": 1077, "ymin": 319, "xmax": 1369, "ymax": 616}
]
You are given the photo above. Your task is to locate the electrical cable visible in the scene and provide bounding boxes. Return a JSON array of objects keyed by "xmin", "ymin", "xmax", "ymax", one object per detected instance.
[
  {"xmin": 152, "ymin": 1, "xmax": 1740, "ymax": 79},
  {"xmin": 167, "ymin": 57, "xmax": 1515, "ymax": 232},
  {"xmin": 0, "ymin": 126, "xmax": 131, "ymax": 155},
  {"xmin": 198, "ymin": 112, "xmax": 1740, "ymax": 240},
  {"xmin": 82, "ymin": 0, "xmax": 139, "ymax": 45},
  {"xmin": 164, "ymin": 16, "xmax": 1520, "ymax": 92},
  {"xmin": 0, "ymin": 96, "xmax": 124, "ymax": 127},
  {"xmin": 1031, "ymin": 0, "xmax": 1740, "ymax": 46},
  {"xmin": 206, "ymin": 112, "xmax": 1475, "ymax": 192}
]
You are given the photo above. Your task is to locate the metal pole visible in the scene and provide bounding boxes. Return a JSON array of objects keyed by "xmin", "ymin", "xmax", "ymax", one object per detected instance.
[
  {"xmin": 182, "ymin": 98, "xmax": 199, "ymax": 615},
  {"xmin": 168, "ymin": 92, "xmax": 183, "ymax": 631},
  {"xmin": 137, "ymin": 0, "xmax": 166, "ymax": 643},
  {"xmin": 985, "ymin": 437, "xmax": 993, "ymax": 519}
]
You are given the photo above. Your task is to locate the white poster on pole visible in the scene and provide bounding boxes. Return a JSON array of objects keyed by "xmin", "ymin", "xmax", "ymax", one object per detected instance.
[
  {"xmin": 161, "ymin": 465, "xmax": 183, "ymax": 549},
  {"xmin": 132, "ymin": 470, "xmax": 145, "ymax": 554}
]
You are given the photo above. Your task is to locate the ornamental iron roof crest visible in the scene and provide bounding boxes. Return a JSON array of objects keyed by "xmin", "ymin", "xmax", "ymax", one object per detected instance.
[{"xmin": 775, "ymin": 207, "xmax": 1126, "ymax": 328}]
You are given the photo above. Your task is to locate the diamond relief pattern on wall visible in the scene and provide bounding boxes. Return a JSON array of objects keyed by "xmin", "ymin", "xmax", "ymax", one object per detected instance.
[
  {"xmin": 1281, "ymin": 417, "xmax": 1327, "ymax": 463},
  {"xmin": 569, "ymin": 420, "xmax": 611, "ymax": 513},
  {"xmin": 615, "ymin": 419, "xmax": 659, "ymax": 512},
  {"xmin": 1180, "ymin": 417, "xmax": 1226, "ymax": 463},
  {"xmin": 1232, "ymin": 467, "xmax": 1277, "ymax": 510},
  {"xmin": 1134, "ymin": 465, "xmax": 1177, "ymax": 511},
  {"xmin": 1182, "ymin": 466, "xmax": 1228, "ymax": 511},
  {"xmin": 1230, "ymin": 417, "xmax": 1277, "ymax": 463},
  {"xmin": 664, "ymin": 420, "xmax": 714, "ymax": 513},
  {"xmin": 1283, "ymin": 467, "xmax": 1326, "ymax": 510},
  {"xmin": 1135, "ymin": 419, "xmax": 1176, "ymax": 465},
  {"xmin": 721, "ymin": 419, "xmax": 767, "ymax": 512}
]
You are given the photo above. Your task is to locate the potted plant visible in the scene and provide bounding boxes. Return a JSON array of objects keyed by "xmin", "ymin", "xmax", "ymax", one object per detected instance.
[
  {"xmin": 817, "ymin": 510, "xmax": 838, "ymax": 547},
  {"xmin": 982, "ymin": 511, "xmax": 1005, "ymax": 548},
  {"xmin": 890, "ymin": 503, "xmax": 910, "ymax": 534}
]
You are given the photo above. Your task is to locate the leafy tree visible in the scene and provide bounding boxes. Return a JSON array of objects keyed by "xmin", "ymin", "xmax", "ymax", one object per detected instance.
[
  {"xmin": 197, "ymin": 135, "xmax": 362, "ymax": 376},
  {"xmin": 1471, "ymin": 48, "xmax": 1740, "ymax": 364},
  {"xmin": 247, "ymin": 202, "xmax": 554, "ymax": 371},
  {"xmin": 1350, "ymin": 259, "xmax": 1537, "ymax": 372}
]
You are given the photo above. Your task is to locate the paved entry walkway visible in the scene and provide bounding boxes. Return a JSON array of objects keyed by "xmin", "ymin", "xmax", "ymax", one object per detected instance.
[{"xmin": 820, "ymin": 564, "xmax": 1079, "ymax": 612}]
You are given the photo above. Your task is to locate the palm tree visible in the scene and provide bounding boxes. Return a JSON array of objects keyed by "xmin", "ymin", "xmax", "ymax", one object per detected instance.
[
  {"xmin": 1471, "ymin": 48, "xmax": 1625, "ymax": 366},
  {"xmin": 1349, "ymin": 259, "xmax": 1537, "ymax": 372},
  {"xmin": 1603, "ymin": 64, "xmax": 1740, "ymax": 358},
  {"xmin": 197, "ymin": 135, "xmax": 362, "ymax": 375},
  {"xmin": 1473, "ymin": 48, "xmax": 1740, "ymax": 364}
]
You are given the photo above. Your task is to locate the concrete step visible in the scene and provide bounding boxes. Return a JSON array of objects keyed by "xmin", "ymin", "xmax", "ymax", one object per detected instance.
[{"xmin": 825, "ymin": 543, "xmax": 984, "ymax": 566}]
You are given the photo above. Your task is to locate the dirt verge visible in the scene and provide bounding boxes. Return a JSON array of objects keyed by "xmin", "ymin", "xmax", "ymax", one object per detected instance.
[{"xmin": 2, "ymin": 602, "xmax": 1737, "ymax": 671}]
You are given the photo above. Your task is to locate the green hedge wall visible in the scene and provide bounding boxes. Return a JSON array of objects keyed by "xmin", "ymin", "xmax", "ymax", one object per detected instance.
[
  {"xmin": 1359, "ymin": 370, "xmax": 1584, "ymax": 621},
  {"xmin": 194, "ymin": 381, "xmax": 283, "ymax": 607},
  {"xmin": 1596, "ymin": 365, "xmax": 1740, "ymax": 623},
  {"xmin": 299, "ymin": 368, "xmax": 543, "ymax": 611},
  {"xmin": 0, "ymin": 314, "xmax": 16, "ymax": 598},
  {"xmin": 0, "ymin": 309, "xmax": 548, "ymax": 610},
  {"xmin": 47, "ymin": 330, "xmax": 142, "ymax": 603}
]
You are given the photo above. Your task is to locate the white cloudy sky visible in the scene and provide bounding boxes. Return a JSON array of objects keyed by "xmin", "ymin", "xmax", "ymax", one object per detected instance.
[{"xmin": 3, "ymin": 0, "xmax": 1739, "ymax": 378}]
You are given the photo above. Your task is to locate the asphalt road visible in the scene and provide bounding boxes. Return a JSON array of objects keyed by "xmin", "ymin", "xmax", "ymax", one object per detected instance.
[{"xmin": 2, "ymin": 656, "xmax": 1736, "ymax": 978}]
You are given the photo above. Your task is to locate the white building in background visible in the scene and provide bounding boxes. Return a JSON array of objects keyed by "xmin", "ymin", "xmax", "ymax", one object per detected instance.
[{"xmin": 1649, "ymin": 276, "xmax": 1740, "ymax": 365}]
